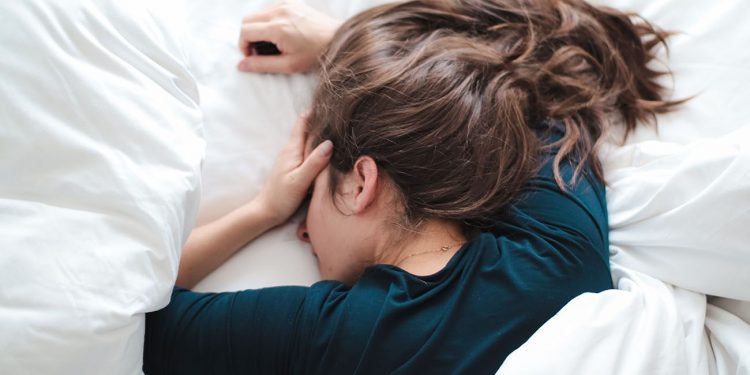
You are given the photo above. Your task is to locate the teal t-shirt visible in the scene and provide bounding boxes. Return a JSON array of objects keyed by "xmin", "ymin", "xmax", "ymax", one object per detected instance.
[{"xmin": 144, "ymin": 150, "xmax": 612, "ymax": 374}]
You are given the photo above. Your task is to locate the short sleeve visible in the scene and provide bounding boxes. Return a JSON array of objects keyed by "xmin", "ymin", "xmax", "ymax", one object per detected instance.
[{"xmin": 144, "ymin": 286, "xmax": 313, "ymax": 374}]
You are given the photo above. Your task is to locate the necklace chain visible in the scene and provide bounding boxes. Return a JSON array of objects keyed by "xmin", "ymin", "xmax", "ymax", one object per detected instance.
[{"xmin": 396, "ymin": 243, "xmax": 462, "ymax": 267}]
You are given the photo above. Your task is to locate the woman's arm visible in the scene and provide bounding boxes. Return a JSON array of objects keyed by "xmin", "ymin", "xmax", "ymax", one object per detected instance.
[
  {"xmin": 145, "ymin": 286, "xmax": 316, "ymax": 374},
  {"xmin": 176, "ymin": 200, "xmax": 277, "ymax": 288},
  {"xmin": 176, "ymin": 115, "xmax": 333, "ymax": 288}
]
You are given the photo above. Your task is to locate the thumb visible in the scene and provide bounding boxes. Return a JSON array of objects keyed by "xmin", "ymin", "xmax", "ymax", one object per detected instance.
[{"xmin": 294, "ymin": 140, "xmax": 333, "ymax": 186}]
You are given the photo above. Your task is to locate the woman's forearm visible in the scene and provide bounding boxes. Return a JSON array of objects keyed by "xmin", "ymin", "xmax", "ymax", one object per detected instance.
[
  {"xmin": 175, "ymin": 114, "xmax": 332, "ymax": 289},
  {"xmin": 176, "ymin": 199, "xmax": 278, "ymax": 288}
]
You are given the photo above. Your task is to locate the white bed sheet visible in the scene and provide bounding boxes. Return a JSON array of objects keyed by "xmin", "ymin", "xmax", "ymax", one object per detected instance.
[
  {"xmin": 187, "ymin": 0, "xmax": 390, "ymax": 291},
  {"xmin": 184, "ymin": 1, "xmax": 750, "ymax": 373}
]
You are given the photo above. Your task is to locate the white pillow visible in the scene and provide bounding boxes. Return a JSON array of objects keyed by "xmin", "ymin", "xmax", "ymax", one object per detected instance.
[{"xmin": 0, "ymin": 0, "xmax": 204, "ymax": 374}]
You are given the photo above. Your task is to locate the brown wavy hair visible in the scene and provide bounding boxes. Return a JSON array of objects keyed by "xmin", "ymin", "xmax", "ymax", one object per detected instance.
[{"xmin": 307, "ymin": 0, "xmax": 681, "ymax": 230}]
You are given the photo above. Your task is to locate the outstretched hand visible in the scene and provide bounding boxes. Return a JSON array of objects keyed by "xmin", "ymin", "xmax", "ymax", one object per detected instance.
[
  {"xmin": 256, "ymin": 114, "xmax": 333, "ymax": 226},
  {"xmin": 237, "ymin": 0, "xmax": 341, "ymax": 74}
]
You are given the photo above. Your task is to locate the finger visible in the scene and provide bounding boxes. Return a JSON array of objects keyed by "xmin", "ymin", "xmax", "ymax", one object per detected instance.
[
  {"xmin": 298, "ymin": 112, "xmax": 314, "ymax": 157},
  {"xmin": 294, "ymin": 140, "xmax": 333, "ymax": 186},
  {"xmin": 238, "ymin": 22, "xmax": 281, "ymax": 55},
  {"xmin": 272, "ymin": 114, "xmax": 309, "ymax": 168},
  {"xmin": 290, "ymin": 112, "xmax": 310, "ymax": 141},
  {"xmin": 237, "ymin": 55, "xmax": 296, "ymax": 74},
  {"xmin": 289, "ymin": 113, "xmax": 310, "ymax": 161}
]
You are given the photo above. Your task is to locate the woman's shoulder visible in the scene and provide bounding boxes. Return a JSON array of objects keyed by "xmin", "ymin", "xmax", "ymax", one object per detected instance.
[
  {"xmin": 475, "ymin": 128, "xmax": 613, "ymax": 292},
  {"xmin": 488, "ymin": 125, "xmax": 609, "ymax": 263}
]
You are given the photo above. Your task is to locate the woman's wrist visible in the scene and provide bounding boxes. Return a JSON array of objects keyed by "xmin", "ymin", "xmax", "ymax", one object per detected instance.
[
  {"xmin": 238, "ymin": 197, "xmax": 282, "ymax": 235},
  {"xmin": 176, "ymin": 197, "xmax": 282, "ymax": 288}
]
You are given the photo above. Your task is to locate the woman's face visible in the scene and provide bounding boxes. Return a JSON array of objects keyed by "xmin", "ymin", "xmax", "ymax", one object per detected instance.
[{"xmin": 297, "ymin": 167, "xmax": 375, "ymax": 284}]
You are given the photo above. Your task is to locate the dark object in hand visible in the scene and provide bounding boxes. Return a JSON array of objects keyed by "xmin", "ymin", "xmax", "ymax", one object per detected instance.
[{"xmin": 252, "ymin": 41, "xmax": 281, "ymax": 55}]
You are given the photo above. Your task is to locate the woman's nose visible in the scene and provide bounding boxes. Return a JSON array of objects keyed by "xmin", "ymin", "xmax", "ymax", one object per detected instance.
[{"xmin": 296, "ymin": 219, "xmax": 310, "ymax": 243}]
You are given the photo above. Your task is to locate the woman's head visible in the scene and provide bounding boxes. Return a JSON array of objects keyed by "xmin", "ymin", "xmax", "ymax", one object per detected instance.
[{"xmin": 300, "ymin": 0, "xmax": 680, "ymax": 282}]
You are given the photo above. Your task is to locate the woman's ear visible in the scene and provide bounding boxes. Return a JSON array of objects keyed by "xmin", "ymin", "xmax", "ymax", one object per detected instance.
[{"xmin": 349, "ymin": 156, "xmax": 379, "ymax": 214}]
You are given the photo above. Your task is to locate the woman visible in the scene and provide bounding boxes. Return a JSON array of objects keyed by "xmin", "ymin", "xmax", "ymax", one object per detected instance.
[{"xmin": 145, "ymin": 0, "xmax": 680, "ymax": 373}]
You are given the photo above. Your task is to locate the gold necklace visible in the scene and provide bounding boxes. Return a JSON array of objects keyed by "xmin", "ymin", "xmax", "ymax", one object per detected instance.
[{"xmin": 396, "ymin": 243, "xmax": 462, "ymax": 267}]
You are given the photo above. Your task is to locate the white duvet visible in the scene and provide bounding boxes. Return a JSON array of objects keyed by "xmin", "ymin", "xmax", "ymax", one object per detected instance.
[
  {"xmin": 0, "ymin": 0, "xmax": 203, "ymax": 373},
  {"xmin": 185, "ymin": 0, "xmax": 750, "ymax": 374}
]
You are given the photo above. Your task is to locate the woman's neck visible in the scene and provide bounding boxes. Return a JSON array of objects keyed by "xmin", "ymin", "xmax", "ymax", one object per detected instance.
[{"xmin": 375, "ymin": 219, "xmax": 467, "ymax": 276}]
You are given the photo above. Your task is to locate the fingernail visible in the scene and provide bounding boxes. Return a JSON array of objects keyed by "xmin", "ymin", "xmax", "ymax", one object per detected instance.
[{"xmin": 320, "ymin": 140, "xmax": 333, "ymax": 156}]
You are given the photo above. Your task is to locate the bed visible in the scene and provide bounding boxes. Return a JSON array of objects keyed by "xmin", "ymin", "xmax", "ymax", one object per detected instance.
[{"xmin": 0, "ymin": 0, "xmax": 748, "ymax": 373}]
